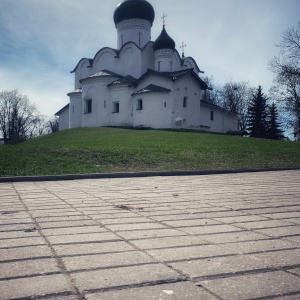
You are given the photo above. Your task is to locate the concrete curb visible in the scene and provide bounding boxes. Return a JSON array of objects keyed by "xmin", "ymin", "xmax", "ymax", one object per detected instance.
[{"xmin": 0, "ymin": 167, "xmax": 299, "ymax": 183}]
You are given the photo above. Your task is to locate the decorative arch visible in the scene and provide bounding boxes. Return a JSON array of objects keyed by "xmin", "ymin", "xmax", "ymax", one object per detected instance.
[
  {"xmin": 182, "ymin": 57, "xmax": 202, "ymax": 73},
  {"xmin": 93, "ymin": 48, "xmax": 119, "ymax": 72}
]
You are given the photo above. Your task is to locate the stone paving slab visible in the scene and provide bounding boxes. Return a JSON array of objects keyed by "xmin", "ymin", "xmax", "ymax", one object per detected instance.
[
  {"xmin": 86, "ymin": 282, "xmax": 219, "ymax": 300},
  {"xmin": 1, "ymin": 170, "xmax": 300, "ymax": 299}
]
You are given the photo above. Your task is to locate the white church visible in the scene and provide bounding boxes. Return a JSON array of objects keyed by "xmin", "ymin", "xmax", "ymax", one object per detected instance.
[{"xmin": 56, "ymin": 0, "xmax": 237, "ymax": 133}]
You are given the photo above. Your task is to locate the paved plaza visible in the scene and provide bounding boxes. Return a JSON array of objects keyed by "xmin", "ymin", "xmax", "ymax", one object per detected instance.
[{"xmin": 1, "ymin": 170, "xmax": 300, "ymax": 299}]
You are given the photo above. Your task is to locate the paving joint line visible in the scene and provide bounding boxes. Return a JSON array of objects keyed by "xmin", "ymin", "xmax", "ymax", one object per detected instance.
[
  {"xmin": 0, "ymin": 271, "xmax": 61, "ymax": 282},
  {"xmin": 12, "ymin": 183, "xmax": 86, "ymax": 300},
  {"xmin": 80, "ymin": 277, "xmax": 188, "ymax": 296},
  {"xmin": 38, "ymin": 182, "xmax": 196, "ymax": 288},
  {"xmin": 247, "ymin": 291, "xmax": 300, "ymax": 300},
  {"xmin": 7, "ymin": 291, "xmax": 75, "ymax": 300}
]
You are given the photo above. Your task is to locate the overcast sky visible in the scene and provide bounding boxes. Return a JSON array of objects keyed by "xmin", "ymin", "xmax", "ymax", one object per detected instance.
[{"xmin": 0, "ymin": 0, "xmax": 299, "ymax": 117}]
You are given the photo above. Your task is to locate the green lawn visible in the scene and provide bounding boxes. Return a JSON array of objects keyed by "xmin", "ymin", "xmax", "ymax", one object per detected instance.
[{"xmin": 0, "ymin": 127, "xmax": 299, "ymax": 177}]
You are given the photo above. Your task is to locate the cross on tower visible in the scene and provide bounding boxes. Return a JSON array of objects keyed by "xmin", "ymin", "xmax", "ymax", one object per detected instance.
[
  {"xmin": 180, "ymin": 42, "xmax": 187, "ymax": 58},
  {"xmin": 161, "ymin": 13, "xmax": 167, "ymax": 26}
]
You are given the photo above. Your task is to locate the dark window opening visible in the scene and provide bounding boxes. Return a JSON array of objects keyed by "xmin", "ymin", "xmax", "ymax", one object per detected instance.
[
  {"xmin": 137, "ymin": 99, "xmax": 143, "ymax": 110},
  {"xmin": 85, "ymin": 99, "xmax": 92, "ymax": 114},
  {"xmin": 113, "ymin": 102, "xmax": 119, "ymax": 113},
  {"xmin": 183, "ymin": 97, "xmax": 187, "ymax": 108},
  {"xmin": 157, "ymin": 61, "xmax": 161, "ymax": 71},
  {"xmin": 210, "ymin": 110, "xmax": 214, "ymax": 121}
]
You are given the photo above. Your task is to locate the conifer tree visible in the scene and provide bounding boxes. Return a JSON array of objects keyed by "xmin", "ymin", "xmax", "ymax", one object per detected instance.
[
  {"xmin": 266, "ymin": 102, "xmax": 284, "ymax": 140},
  {"xmin": 247, "ymin": 86, "xmax": 269, "ymax": 138}
]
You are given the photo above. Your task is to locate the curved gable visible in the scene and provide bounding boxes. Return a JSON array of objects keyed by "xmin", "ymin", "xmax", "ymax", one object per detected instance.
[
  {"xmin": 182, "ymin": 57, "xmax": 202, "ymax": 73},
  {"xmin": 93, "ymin": 47, "xmax": 119, "ymax": 73},
  {"xmin": 118, "ymin": 42, "xmax": 143, "ymax": 78},
  {"xmin": 73, "ymin": 58, "xmax": 92, "ymax": 89},
  {"xmin": 173, "ymin": 50, "xmax": 183, "ymax": 71},
  {"xmin": 71, "ymin": 58, "xmax": 92, "ymax": 73}
]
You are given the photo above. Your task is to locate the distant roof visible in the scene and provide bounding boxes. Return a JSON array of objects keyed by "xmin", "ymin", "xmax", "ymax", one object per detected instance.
[
  {"xmin": 201, "ymin": 100, "xmax": 236, "ymax": 113},
  {"xmin": 55, "ymin": 103, "xmax": 70, "ymax": 116},
  {"xmin": 132, "ymin": 84, "xmax": 171, "ymax": 95}
]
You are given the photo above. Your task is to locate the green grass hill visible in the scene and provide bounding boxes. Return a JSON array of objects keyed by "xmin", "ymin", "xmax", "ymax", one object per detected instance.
[{"xmin": 1, "ymin": 127, "xmax": 300, "ymax": 177}]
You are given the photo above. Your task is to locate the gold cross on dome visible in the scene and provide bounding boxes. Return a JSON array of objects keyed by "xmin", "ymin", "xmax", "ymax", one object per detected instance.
[
  {"xmin": 161, "ymin": 13, "xmax": 167, "ymax": 26},
  {"xmin": 180, "ymin": 42, "xmax": 187, "ymax": 57}
]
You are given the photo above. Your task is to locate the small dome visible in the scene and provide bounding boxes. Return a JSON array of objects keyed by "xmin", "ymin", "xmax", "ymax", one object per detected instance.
[
  {"xmin": 114, "ymin": 0, "xmax": 155, "ymax": 26},
  {"xmin": 153, "ymin": 26, "xmax": 176, "ymax": 51}
]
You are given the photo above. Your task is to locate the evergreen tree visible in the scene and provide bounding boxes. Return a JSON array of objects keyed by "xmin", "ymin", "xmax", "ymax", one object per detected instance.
[
  {"xmin": 247, "ymin": 86, "xmax": 269, "ymax": 138},
  {"xmin": 266, "ymin": 102, "xmax": 284, "ymax": 140}
]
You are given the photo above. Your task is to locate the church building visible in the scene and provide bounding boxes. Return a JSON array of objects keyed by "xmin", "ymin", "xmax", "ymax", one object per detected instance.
[{"xmin": 56, "ymin": 0, "xmax": 237, "ymax": 133}]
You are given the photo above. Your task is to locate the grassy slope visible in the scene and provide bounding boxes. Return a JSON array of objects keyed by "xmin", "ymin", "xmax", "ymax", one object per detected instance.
[{"xmin": 0, "ymin": 127, "xmax": 300, "ymax": 176}]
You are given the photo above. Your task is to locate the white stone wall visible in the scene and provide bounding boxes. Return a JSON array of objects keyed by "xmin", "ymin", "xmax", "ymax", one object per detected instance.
[
  {"xmin": 110, "ymin": 84, "xmax": 134, "ymax": 127},
  {"xmin": 132, "ymin": 92, "xmax": 172, "ymax": 128},
  {"xmin": 58, "ymin": 107, "xmax": 70, "ymax": 131},
  {"xmin": 81, "ymin": 77, "xmax": 114, "ymax": 127},
  {"xmin": 200, "ymin": 103, "xmax": 238, "ymax": 133},
  {"xmin": 171, "ymin": 76, "xmax": 202, "ymax": 129},
  {"xmin": 69, "ymin": 94, "xmax": 82, "ymax": 129}
]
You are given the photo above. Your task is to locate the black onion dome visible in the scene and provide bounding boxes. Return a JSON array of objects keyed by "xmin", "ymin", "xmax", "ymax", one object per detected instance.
[
  {"xmin": 153, "ymin": 26, "xmax": 176, "ymax": 51},
  {"xmin": 114, "ymin": 0, "xmax": 155, "ymax": 26}
]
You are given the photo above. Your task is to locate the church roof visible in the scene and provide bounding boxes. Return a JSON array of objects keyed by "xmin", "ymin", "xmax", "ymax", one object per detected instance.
[
  {"xmin": 79, "ymin": 70, "xmax": 122, "ymax": 83},
  {"xmin": 108, "ymin": 75, "xmax": 137, "ymax": 86},
  {"xmin": 67, "ymin": 88, "xmax": 82, "ymax": 96},
  {"xmin": 153, "ymin": 26, "xmax": 175, "ymax": 51},
  {"xmin": 114, "ymin": 0, "xmax": 155, "ymax": 26},
  {"xmin": 134, "ymin": 69, "xmax": 209, "ymax": 90},
  {"xmin": 132, "ymin": 84, "xmax": 171, "ymax": 95}
]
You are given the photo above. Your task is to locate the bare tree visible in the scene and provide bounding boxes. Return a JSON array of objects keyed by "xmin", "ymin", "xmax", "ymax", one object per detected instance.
[
  {"xmin": 269, "ymin": 22, "xmax": 300, "ymax": 137},
  {"xmin": 0, "ymin": 90, "xmax": 43, "ymax": 144},
  {"xmin": 219, "ymin": 81, "xmax": 254, "ymax": 132},
  {"xmin": 48, "ymin": 116, "xmax": 59, "ymax": 133},
  {"xmin": 202, "ymin": 76, "xmax": 222, "ymax": 106}
]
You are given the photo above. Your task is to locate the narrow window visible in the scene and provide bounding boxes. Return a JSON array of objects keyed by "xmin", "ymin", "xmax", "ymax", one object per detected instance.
[
  {"xmin": 157, "ymin": 61, "xmax": 161, "ymax": 71},
  {"xmin": 104, "ymin": 100, "xmax": 106, "ymax": 108},
  {"xmin": 137, "ymin": 99, "xmax": 143, "ymax": 110},
  {"xmin": 85, "ymin": 99, "xmax": 92, "ymax": 113},
  {"xmin": 170, "ymin": 61, "xmax": 173, "ymax": 71},
  {"xmin": 164, "ymin": 102, "xmax": 167, "ymax": 108},
  {"xmin": 183, "ymin": 97, "xmax": 187, "ymax": 108},
  {"xmin": 113, "ymin": 102, "xmax": 119, "ymax": 113},
  {"xmin": 210, "ymin": 110, "xmax": 214, "ymax": 121},
  {"xmin": 138, "ymin": 32, "xmax": 143, "ymax": 47}
]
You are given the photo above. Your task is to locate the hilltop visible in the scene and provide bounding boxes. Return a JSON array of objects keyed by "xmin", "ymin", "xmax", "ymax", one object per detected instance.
[{"xmin": 0, "ymin": 127, "xmax": 299, "ymax": 177}]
